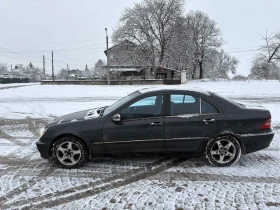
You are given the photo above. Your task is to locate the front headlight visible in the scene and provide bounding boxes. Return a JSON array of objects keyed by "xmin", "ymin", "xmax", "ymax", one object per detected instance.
[{"xmin": 39, "ymin": 128, "xmax": 47, "ymax": 139}]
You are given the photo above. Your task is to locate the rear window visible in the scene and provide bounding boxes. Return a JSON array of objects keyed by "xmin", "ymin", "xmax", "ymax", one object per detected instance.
[{"xmin": 213, "ymin": 93, "xmax": 245, "ymax": 108}]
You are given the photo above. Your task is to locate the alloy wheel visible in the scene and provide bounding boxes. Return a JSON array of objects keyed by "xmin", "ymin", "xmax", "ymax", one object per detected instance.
[
  {"xmin": 210, "ymin": 139, "xmax": 237, "ymax": 164},
  {"xmin": 56, "ymin": 141, "xmax": 82, "ymax": 166}
]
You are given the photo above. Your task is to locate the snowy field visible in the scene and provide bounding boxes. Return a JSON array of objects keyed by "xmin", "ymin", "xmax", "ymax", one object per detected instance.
[{"xmin": 0, "ymin": 81, "xmax": 280, "ymax": 209}]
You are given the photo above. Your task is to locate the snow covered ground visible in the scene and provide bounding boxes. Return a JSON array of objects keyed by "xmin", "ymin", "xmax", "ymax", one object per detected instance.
[{"xmin": 0, "ymin": 80, "xmax": 280, "ymax": 209}]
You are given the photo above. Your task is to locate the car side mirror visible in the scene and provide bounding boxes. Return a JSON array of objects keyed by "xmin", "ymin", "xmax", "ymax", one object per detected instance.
[{"xmin": 112, "ymin": 114, "xmax": 121, "ymax": 122}]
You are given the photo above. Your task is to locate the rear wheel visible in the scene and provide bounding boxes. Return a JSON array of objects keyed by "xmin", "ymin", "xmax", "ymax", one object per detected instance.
[
  {"xmin": 205, "ymin": 135, "xmax": 241, "ymax": 167},
  {"xmin": 51, "ymin": 136, "xmax": 88, "ymax": 169}
]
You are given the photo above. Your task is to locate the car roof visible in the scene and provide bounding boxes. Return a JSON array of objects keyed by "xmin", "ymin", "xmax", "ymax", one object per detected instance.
[{"xmin": 138, "ymin": 86, "xmax": 212, "ymax": 96}]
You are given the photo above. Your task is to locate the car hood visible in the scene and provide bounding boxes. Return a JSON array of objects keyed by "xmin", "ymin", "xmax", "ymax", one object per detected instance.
[{"xmin": 46, "ymin": 108, "xmax": 101, "ymax": 128}]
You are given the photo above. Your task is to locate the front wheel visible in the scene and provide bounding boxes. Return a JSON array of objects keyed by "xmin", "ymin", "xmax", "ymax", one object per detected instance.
[
  {"xmin": 205, "ymin": 135, "xmax": 241, "ymax": 167},
  {"xmin": 51, "ymin": 136, "xmax": 88, "ymax": 169}
]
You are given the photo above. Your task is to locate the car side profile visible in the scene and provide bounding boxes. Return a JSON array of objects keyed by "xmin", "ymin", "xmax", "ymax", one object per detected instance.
[{"xmin": 36, "ymin": 87, "xmax": 274, "ymax": 168}]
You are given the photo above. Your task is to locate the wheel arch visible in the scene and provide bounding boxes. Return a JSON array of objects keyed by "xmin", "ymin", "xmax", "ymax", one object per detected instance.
[{"xmin": 199, "ymin": 130, "xmax": 245, "ymax": 155}]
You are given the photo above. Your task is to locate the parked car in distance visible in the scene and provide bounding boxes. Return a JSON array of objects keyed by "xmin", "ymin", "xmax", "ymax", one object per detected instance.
[{"xmin": 36, "ymin": 87, "xmax": 274, "ymax": 168}]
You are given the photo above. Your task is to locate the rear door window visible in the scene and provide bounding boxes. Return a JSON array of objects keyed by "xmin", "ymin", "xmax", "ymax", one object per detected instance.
[{"xmin": 170, "ymin": 94, "xmax": 199, "ymax": 115}]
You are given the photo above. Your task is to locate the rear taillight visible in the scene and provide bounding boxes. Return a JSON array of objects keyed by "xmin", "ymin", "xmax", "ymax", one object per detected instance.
[{"xmin": 260, "ymin": 116, "xmax": 271, "ymax": 130}]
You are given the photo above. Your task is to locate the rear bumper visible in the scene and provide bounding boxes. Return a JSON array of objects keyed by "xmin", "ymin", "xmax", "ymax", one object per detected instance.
[
  {"xmin": 239, "ymin": 131, "xmax": 274, "ymax": 154},
  {"xmin": 36, "ymin": 140, "xmax": 51, "ymax": 159}
]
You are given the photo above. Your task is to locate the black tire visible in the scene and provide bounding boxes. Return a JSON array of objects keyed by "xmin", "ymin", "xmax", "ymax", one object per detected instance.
[
  {"xmin": 51, "ymin": 136, "xmax": 88, "ymax": 169},
  {"xmin": 205, "ymin": 135, "xmax": 241, "ymax": 167}
]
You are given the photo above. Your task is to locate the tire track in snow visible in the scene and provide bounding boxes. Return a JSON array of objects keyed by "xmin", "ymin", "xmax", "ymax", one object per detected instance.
[
  {"xmin": 0, "ymin": 118, "xmax": 49, "ymax": 163},
  {"xmin": 152, "ymin": 171, "xmax": 280, "ymax": 184},
  {"xmin": 0, "ymin": 105, "xmax": 10, "ymax": 118},
  {"xmin": 2, "ymin": 157, "xmax": 187, "ymax": 209},
  {"xmin": 0, "ymin": 130, "xmax": 27, "ymax": 147},
  {"xmin": 24, "ymin": 116, "xmax": 42, "ymax": 138},
  {"xmin": 0, "ymin": 163, "xmax": 56, "ymax": 205},
  {"xmin": 0, "ymin": 157, "xmax": 147, "ymax": 177},
  {"xmin": 0, "ymin": 118, "xmax": 49, "ymax": 127}
]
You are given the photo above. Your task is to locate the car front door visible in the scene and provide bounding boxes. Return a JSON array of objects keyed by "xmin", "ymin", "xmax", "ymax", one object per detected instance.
[
  {"xmin": 165, "ymin": 93, "xmax": 224, "ymax": 153},
  {"xmin": 102, "ymin": 94, "xmax": 166, "ymax": 154}
]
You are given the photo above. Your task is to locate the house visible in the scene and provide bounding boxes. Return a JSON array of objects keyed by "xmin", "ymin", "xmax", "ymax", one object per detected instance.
[
  {"xmin": 58, "ymin": 69, "xmax": 83, "ymax": 80},
  {"xmin": 103, "ymin": 40, "xmax": 151, "ymax": 79},
  {"xmin": 69, "ymin": 69, "xmax": 82, "ymax": 77},
  {"xmin": 103, "ymin": 39, "xmax": 186, "ymax": 84}
]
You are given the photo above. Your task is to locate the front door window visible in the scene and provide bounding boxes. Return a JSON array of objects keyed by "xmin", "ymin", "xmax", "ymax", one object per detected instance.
[{"xmin": 121, "ymin": 95, "xmax": 163, "ymax": 120}]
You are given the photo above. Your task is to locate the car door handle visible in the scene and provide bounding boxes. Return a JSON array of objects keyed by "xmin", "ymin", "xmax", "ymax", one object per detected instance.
[
  {"xmin": 203, "ymin": 119, "xmax": 215, "ymax": 124},
  {"xmin": 151, "ymin": 122, "xmax": 163, "ymax": 126}
]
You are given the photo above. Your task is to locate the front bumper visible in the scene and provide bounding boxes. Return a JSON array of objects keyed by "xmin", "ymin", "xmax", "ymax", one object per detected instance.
[
  {"xmin": 36, "ymin": 140, "xmax": 51, "ymax": 159},
  {"xmin": 239, "ymin": 131, "xmax": 274, "ymax": 154}
]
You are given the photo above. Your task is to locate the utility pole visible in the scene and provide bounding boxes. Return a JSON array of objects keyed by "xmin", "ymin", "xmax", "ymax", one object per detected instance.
[
  {"xmin": 67, "ymin": 64, "xmax": 69, "ymax": 80},
  {"xmin": 11, "ymin": 65, "xmax": 12, "ymax": 71},
  {"xmin": 105, "ymin": 28, "xmax": 110, "ymax": 85},
  {"xmin": 43, "ymin": 55, "xmax": 45, "ymax": 79},
  {"xmin": 52, "ymin": 51, "xmax": 55, "ymax": 81}
]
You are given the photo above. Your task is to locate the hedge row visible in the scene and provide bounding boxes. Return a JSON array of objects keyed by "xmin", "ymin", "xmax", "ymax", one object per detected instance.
[{"xmin": 0, "ymin": 77, "xmax": 30, "ymax": 84}]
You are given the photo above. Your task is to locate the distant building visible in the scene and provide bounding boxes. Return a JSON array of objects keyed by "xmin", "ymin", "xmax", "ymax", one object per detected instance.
[
  {"xmin": 104, "ymin": 40, "xmax": 183, "ymax": 81},
  {"xmin": 69, "ymin": 69, "xmax": 82, "ymax": 77},
  {"xmin": 103, "ymin": 40, "xmax": 151, "ymax": 79}
]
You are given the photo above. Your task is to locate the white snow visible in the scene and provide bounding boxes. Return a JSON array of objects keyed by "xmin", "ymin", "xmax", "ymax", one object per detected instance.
[
  {"xmin": 0, "ymin": 80, "xmax": 280, "ymax": 209},
  {"xmin": 0, "ymin": 80, "xmax": 279, "ymax": 121}
]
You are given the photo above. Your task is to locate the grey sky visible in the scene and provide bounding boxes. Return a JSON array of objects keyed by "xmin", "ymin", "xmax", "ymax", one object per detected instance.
[{"xmin": 0, "ymin": 0, "xmax": 279, "ymax": 75}]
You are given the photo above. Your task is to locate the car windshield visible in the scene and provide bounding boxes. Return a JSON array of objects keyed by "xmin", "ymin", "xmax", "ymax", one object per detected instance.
[{"xmin": 103, "ymin": 91, "xmax": 141, "ymax": 116}]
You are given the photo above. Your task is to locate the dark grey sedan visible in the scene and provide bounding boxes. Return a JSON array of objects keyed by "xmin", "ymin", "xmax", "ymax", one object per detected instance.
[{"xmin": 36, "ymin": 88, "xmax": 274, "ymax": 168}]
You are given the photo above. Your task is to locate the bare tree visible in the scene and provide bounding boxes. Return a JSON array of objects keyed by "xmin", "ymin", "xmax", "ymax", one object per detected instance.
[
  {"xmin": 204, "ymin": 49, "xmax": 238, "ymax": 79},
  {"xmin": 164, "ymin": 16, "xmax": 194, "ymax": 75},
  {"xmin": 186, "ymin": 11, "xmax": 223, "ymax": 79},
  {"xmin": 250, "ymin": 30, "xmax": 280, "ymax": 80},
  {"xmin": 0, "ymin": 63, "xmax": 9, "ymax": 74},
  {"xmin": 259, "ymin": 30, "xmax": 280, "ymax": 63},
  {"xmin": 113, "ymin": 0, "xmax": 184, "ymax": 69},
  {"xmin": 249, "ymin": 57, "xmax": 279, "ymax": 80},
  {"xmin": 94, "ymin": 59, "xmax": 105, "ymax": 76}
]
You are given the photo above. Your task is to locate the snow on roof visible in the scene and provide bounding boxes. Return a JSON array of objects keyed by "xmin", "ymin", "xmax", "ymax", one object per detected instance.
[
  {"xmin": 110, "ymin": 68, "xmax": 139, "ymax": 72},
  {"xmin": 138, "ymin": 86, "xmax": 212, "ymax": 95}
]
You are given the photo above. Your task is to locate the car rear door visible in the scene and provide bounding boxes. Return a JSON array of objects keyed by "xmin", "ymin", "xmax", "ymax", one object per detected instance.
[
  {"xmin": 102, "ymin": 94, "xmax": 166, "ymax": 154},
  {"xmin": 164, "ymin": 92, "xmax": 224, "ymax": 153}
]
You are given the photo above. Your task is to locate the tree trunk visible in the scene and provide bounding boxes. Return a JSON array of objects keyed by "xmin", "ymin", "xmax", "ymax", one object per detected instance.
[
  {"xmin": 199, "ymin": 61, "xmax": 203, "ymax": 79},
  {"xmin": 192, "ymin": 64, "xmax": 197, "ymax": 79},
  {"xmin": 159, "ymin": 47, "xmax": 165, "ymax": 65}
]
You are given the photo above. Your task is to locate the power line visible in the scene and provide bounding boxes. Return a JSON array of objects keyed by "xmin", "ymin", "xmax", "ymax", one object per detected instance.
[
  {"xmin": 0, "ymin": 47, "xmax": 42, "ymax": 63},
  {"xmin": 1, "ymin": 43, "xmax": 106, "ymax": 53},
  {"xmin": 0, "ymin": 45, "xmax": 98, "ymax": 68},
  {"xmin": 225, "ymin": 48, "xmax": 260, "ymax": 53},
  {"xmin": 0, "ymin": 46, "xmax": 42, "ymax": 60},
  {"xmin": 224, "ymin": 45, "xmax": 262, "ymax": 51},
  {"xmin": 55, "ymin": 43, "xmax": 106, "ymax": 52},
  {"xmin": 0, "ymin": 37, "xmax": 110, "ymax": 46},
  {"xmin": 45, "ymin": 56, "xmax": 86, "ymax": 68}
]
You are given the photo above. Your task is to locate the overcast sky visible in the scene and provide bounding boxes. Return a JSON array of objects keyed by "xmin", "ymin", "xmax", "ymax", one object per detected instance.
[{"xmin": 0, "ymin": 0, "xmax": 279, "ymax": 76}]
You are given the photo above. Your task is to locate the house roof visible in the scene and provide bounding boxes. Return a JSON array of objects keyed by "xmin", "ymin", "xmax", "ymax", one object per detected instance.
[
  {"xmin": 156, "ymin": 66, "xmax": 181, "ymax": 73},
  {"xmin": 104, "ymin": 39, "xmax": 138, "ymax": 56},
  {"xmin": 69, "ymin": 70, "xmax": 82, "ymax": 73},
  {"xmin": 109, "ymin": 68, "xmax": 139, "ymax": 72}
]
